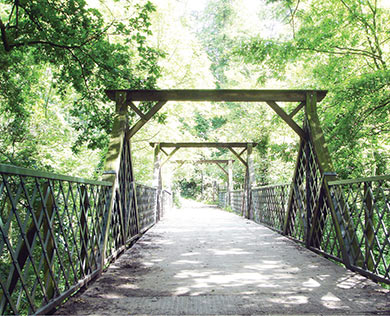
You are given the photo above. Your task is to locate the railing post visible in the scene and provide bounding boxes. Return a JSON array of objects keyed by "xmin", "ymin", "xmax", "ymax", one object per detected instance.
[
  {"xmin": 283, "ymin": 138, "xmax": 305, "ymax": 236},
  {"xmin": 153, "ymin": 143, "xmax": 162, "ymax": 222},
  {"xmin": 101, "ymin": 91, "xmax": 128, "ymax": 268},
  {"xmin": 42, "ymin": 183, "xmax": 56, "ymax": 300},
  {"xmin": 305, "ymin": 91, "xmax": 359, "ymax": 268},
  {"xmin": 228, "ymin": 159, "xmax": 233, "ymax": 207},
  {"xmin": 364, "ymin": 182, "xmax": 375, "ymax": 271},
  {"xmin": 80, "ymin": 185, "xmax": 90, "ymax": 276},
  {"xmin": 246, "ymin": 144, "xmax": 254, "ymax": 219}
]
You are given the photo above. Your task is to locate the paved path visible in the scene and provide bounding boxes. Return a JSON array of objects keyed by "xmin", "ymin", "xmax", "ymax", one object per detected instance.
[{"xmin": 57, "ymin": 202, "xmax": 390, "ymax": 315}]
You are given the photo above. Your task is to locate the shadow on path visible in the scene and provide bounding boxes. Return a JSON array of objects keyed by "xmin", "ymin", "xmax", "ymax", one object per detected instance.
[{"xmin": 57, "ymin": 202, "xmax": 390, "ymax": 315}]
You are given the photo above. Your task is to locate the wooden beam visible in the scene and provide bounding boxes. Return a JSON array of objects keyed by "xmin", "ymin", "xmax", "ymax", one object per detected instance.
[
  {"xmin": 228, "ymin": 148, "xmax": 247, "ymax": 167},
  {"xmin": 288, "ymin": 101, "xmax": 305, "ymax": 118},
  {"xmin": 215, "ymin": 162, "xmax": 228, "ymax": 176},
  {"xmin": 172, "ymin": 160, "xmax": 234, "ymax": 164},
  {"xmin": 149, "ymin": 142, "xmax": 257, "ymax": 148},
  {"xmin": 266, "ymin": 101, "xmax": 306, "ymax": 139},
  {"xmin": 128, "ymin": 101, "xmax": 147, "ymax": 120},
  {"xmin": 106, "ymin": 89, "xmax": 327, "ymax": 102},
  {"xmin": 238, "ymin": 148, "xmax": 247, "ymax": 157},
  {"xmin": 160, "ymin": 148, "xmax": 169, "ymax": 156},
  {"xmin": 127, "ymin": 101, "xmax": 167, "ymax": 139}
]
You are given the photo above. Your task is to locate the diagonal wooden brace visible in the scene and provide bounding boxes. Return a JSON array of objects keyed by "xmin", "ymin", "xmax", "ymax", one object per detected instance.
[
  {"xmin": 161, "ymin": 147, "xmax": 180, "ymax": 167},
  {"xmin": 266, "ymin": 101, "xmax": 306, "ymax": 139},
  {"xmin": 288, "ymin": 101, "xmax": 305, "ymax": 118},
  {"xmin": 215, "ymin": 162, "xmax": 228, "ymax": 176},
  {"xmin": 228, "ymin": 148, "xmax": 248, "ymax": 167},
  {"xmin": 127, "ymin": 101, "xmax": 167, "ymax": 139}
]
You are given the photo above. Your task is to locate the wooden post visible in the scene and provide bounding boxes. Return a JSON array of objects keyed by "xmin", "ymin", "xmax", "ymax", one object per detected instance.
[
  {"xmin": 201, "ymin": 171, "xmax": 204, "ymax": 200},
  {"xmin": 246, "ymin": 144, "xmax": 254, "ymax": 219},
  {"xmin": 153, "ymin": 144, "xmax": 162, "ymax": 222},
  {"xmin": 305, "ymin": 140, "xmax": 312, "ymax": 247},
  {"xmin": 305, "ymin": 91, "xmax": 360, "ymax": 268},
  {"xmin": 80, "ymin": 185, "xmax": 90, "ymax": 277},
  {"xmin": 101, "ymin": 91, "xmax": 128, "ymax": 268},
  {"xmin": 364, "ymin": 182, "xmax": 375, "ymax": 271},
  {"xmin": 228, "ymin": 159, "xmax": 233, "ymax": 207},
  {"xmin": 42, "ymin": 183, "xmax": 55, "ymax": 300}
]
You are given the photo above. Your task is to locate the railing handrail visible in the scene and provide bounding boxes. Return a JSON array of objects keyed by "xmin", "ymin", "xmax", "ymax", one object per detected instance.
[
  {"xmin": 135, "ymin": 182, "xmax": 157, "ymax": 189},
  {"xmin": 252, "ymin": 183, "xmax": 291, "ymax": 190},
  {"xmin": 328, "ymin": 174, "xmax": 390, "ymax": 185},
  {"xmin": 0, "ymin": 163, "xmax": 112, "ymax": 186}
]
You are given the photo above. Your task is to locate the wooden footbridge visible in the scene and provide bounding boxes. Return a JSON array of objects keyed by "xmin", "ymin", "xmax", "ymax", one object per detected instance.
[{"xmin": 0, "ymin": 90, "xmax": 389, "ymax": 315}]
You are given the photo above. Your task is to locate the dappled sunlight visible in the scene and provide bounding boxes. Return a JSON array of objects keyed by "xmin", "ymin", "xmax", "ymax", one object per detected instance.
[
  {"xmin": 172, "ymin": 260, "xmax": 202, "ymax": 265},
  {"xmin": 207, "ymin": 248, "xmax": 252, "ymax": 255},
  {"xmin": 302, "ymin": 278, "xmax": 321, "ymax": 288},
  {"xmin": 181, "ymin": 251, "xmax": 201, "ymax": 257},
  {"xmin": 268, "ymin": 295, "xmax": 308, "ymax": 305},
  {"xmin": 57, "ymin": 204, "xmax": 390, "ymax": 315}
]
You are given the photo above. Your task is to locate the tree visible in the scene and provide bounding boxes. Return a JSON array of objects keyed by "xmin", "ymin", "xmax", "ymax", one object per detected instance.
[
  {"xmin": 0, "ymin": 0, "xmax": 164, "ymax": 172},
  {"xmin": 234, "ymin": 0, "xmax": 390, "ymax": 177}
]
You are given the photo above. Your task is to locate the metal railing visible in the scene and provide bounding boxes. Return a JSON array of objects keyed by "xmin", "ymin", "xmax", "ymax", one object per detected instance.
[
  {"xmin": 327, "ymin": 176, "xmax": 390, "ymax": 284},
  {"xmin": 136, "ymin": 184, "xmax": 157, "ymax": 233},
  {"xmin": 247, "ymin": 175, "xmax": 390, "ymax": 285},
  {"xmin": 252, "ymin": 184, "xmax": 290, "ymax": 233},
  {"xmin": 0, "ymin": 164, "xmax": 170, "ymax": 315},
  {"xmin": 161, "ymin": 190, "xmax": 172, "ymax": 218},
  {"xmin": 0, "ymin": 164, "xmax": 112, "ymax": 315},
  {"xmin": 218, "ymin": 191, "xmax": 227, "ymax": 208},
  {"xmin": 231, "ymin": 190, "xmax": 244, "ymax": 215}
]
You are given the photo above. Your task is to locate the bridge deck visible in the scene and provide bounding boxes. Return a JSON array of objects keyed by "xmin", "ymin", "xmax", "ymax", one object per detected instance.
[{"xmin": 57, "ymin": 202, "xmax": 390, "ymax": 315}]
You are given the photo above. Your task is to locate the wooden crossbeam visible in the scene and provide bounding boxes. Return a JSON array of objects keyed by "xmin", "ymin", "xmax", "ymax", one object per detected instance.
[
  {"xmin": 149, "ymin": 142, "xmax": 257, "ymax": 148},
  {"xmin": 106, "ymin": 89, "xmax": 327, "ymax": 102},
  {"xmin": 171, "ymin": 160, "xmax": 233, "ymax": 176},
  {"xmin": 172, "ymin": 160, "xmax": 233, "ymax": 164},
  {"xmin": 266, "ymin": 101, "xmax": 306, "ymax": 139}
]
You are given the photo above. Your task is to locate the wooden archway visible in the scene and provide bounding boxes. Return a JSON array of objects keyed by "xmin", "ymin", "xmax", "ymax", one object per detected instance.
[{"xmin": 103, "ymin": 89, "xmax": 336, "ymax": 222}]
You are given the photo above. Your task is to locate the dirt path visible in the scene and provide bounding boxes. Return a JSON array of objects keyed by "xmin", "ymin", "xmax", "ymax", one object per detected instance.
[{"xmin": 56, "ymin": 202, "xmax": 390, "ymax": 315}]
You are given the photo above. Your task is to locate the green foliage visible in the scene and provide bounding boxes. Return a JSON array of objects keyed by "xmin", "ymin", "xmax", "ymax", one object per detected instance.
[
  {"xmin": 233, "ymin": 0, "xmax": 390, "ymax": 178},
  {"xmin": 195, "ymin": 0, "xmax": 235, "ymax": 87},
  {"xmin": 176, "ymin": 178, "xmax": 200, "ymax": 199},
  {"xmin": 0, "ymin": 0, "xmax": 163, "ymax": 172}
]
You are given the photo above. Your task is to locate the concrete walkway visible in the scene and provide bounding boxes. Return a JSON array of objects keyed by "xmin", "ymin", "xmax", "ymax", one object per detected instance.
[{"xmin": 57, "ymin": 202, "xmax": 390, "ymax": 315}]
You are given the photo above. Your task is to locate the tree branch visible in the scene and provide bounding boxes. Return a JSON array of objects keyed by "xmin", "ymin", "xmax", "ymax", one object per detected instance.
[
  {"xmin": 0, "ymin": 18, "xmax": 11, "ymax": 51},
  {"xmin": 297, "ymin": 45, "xmax": 380, "ymax": 59},
  {"xmin": 359, "ymin": 99, "xmax": 390, "ymax": 124},
  {"xmin": 10, "ymin": 40, "xmax": 82, "ymax": 50}
]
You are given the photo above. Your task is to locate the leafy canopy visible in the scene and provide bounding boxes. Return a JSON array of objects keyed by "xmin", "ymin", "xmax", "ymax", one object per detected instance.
[{"xmin": 0, "ymin": 0, "xmax": 164, "ymax": 169}]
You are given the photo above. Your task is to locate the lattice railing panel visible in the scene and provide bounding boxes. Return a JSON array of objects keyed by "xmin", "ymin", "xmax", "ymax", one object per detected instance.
[
  {"xmin": 136, "ymin": 184, "xmax": 157, "ymax": 232},
  {"xmin": 309, "ymin": 187, "xmax": 343, "ymax": 262},
  {"xmin": 119, "ymin": 133, "xmax": 139, "ymax": 242},
  {"xmin": 0, "ymin": 164, "xmax": 111, "ymax": 315},
  {"xmin": 218, "ymin": 191, "xmax": 227, "ymax": 208},
  {"xmin": 285, "ymin": 140, "xmax": 306, "ymax": 242},
  {"xmin": 161, "ymin": 190, "xmax": 172, "ymax": 218},
  {"xmin": 104, "ymin": 189, "xmax": 125, "ymax": 262},
  {"xmin": 252, "ymin": 184, "xmax": 290, "ymax": 233},
  {"xmin": 231, "ymin": 191, "xmax": 243, "ymax": 215},
  {"xmin": 329, "ymin": 177, "xmax": 390, "ymax": 284}
]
